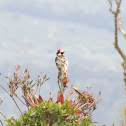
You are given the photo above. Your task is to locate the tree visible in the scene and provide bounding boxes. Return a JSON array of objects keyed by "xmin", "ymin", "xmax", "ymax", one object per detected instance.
[{"xmin": 108, "ymin": 0, "xmax": 126, "ymax": 125}]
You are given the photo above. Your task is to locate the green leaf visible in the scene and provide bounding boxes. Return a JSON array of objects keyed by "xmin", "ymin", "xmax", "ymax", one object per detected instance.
[
  {"xmin": 31, "ymin": 83, "xmax": 35, "ymax": 88},
  {"xmin": 30, "ymin": 80, "xmax": 33, "ymax": 84}
]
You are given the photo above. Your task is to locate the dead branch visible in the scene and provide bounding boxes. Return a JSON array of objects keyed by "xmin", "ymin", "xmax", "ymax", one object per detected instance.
[
  {"xmin": 0, "ymin": 119, "xmax": 4, "ymax": 126},
  {"xmin": 12, "ymin": 97, "xmax": 23, "ymax": 115},
  {"xmin": 0, "ymin": 111, "xmax": 6, "ymax": 119},
  {"xmin": 118, "ymin": 10, "xmax": 126, "ymax": 39},
  {"xmin": 0, "ymin": 84, "xmax": 24, "ymax": 115},
  {"xmin": 66, "ymin": 85, "xmax": 73, "ymax": 101},
  {"xmin": 75, "ymin": 102, "xmax": 88, "ymax": 111},
  {"xmin": 14, "ymin": 94, "xmax": 26, "ymax": 106},
  {"xmin": 108, "ymin": 0, "xmax": 116, "ymax": 14},
  {"xmin": 75, "ymin": 115, "xmax": 91, "ymax": 123},
  {"xmin": 108, "ymin": 0, "xmax": 126, "ymax": 60}
]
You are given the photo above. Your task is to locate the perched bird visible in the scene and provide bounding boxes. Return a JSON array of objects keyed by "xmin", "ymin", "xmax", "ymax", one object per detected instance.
[{"xmin": 55, "ymin": 49, "xmax": 68, "ymax": 93}]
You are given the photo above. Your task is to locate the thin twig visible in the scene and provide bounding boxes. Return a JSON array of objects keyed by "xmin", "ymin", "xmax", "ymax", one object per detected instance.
[
  {"xmin": 35, "ymin": 85, "xmax": 38, "ymax": 95},
  {"xmin": 66, "ymin": 85, "xmax": 73, "ymax": 101},
  {"xmin": 22, "ymin": 95, "xmax": 31, "ymax": 106},
  {"xmin": 23, "ymin": 96, "xmax": 35, "ymax": 108},
  {"xmin": 0, "ymin": 84, "xmax": 10, "ymax": 95},
  {"xmin": 12, "ymin": 97, "xmax": 23, "ymax": 115},
  {"xmin": 75, "ymin": 99, "xmax": 81, "ymax": 105},
  {"xmin": 39, "ymin": 79, "xmax": 49, "ymax": 96},
  {"xmin": 75, "ymin": 115, "xmax": 91, "ymax": 123},
  {"xmin": 27, "ymin": 93, "xmax": 34, "ymax": 103},
  {"xmin": 108, "ymin": 0, "xmax": 115, "ymax": 14},
  {"xmin": 0, "ymin": 111, "xmax": 6, "ymax": 119},
  {"xmin": 33, "ymin": 94, "xmax": 40, "ymax": 105},
  {"xmin": 75, "ymin": 103, "xmax": 88, "ymax": 111},
  {"xmin": 0, "ymin": 84, "xmax": 23, "ymax": 115},
  {"xmin": 0, "ymin": 119, "xmax": 4, "ymax": 126},
  {"xmin": 14, "ymin": 94, "xmax": 26, "ymax": 106},
  {"xmin": 115, "ymin": 0, "xmax": 118, "ymax": 4},
  {"xmin": 39, "ymin": 85, "xmax": 41, "ymax": 96},
  {"xmin": 73, "ymin": 87, "xmax": 86, "ymax": 99}
]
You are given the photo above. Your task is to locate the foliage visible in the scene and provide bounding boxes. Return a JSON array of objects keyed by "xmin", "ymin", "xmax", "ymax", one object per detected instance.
[
  {"xmin": 0, "ymin": 65, "xmax": 101, "ymax": 126},
  {"xmin": 6, "ymin": 100, "xmax": 95, "ymax": 126}
]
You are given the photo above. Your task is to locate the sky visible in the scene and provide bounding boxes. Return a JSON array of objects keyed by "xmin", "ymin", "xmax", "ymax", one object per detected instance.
[{"xmin": 0, "ymin": 0, "xmax": 126, "ymax": 125}]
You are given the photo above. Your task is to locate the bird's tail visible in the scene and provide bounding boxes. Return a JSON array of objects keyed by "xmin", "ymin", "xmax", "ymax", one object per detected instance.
[{"xmin": 58, "ymin": 72, "xmax": 69, "ymax": 94}]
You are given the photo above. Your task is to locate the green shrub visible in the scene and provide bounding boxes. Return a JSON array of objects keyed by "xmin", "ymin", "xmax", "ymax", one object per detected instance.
[
  {"xmin": 6, "ymin": 100, "xmax": 95, "ymax": 126},
  {"xmin": 0, "ymin": 65, "xmax": 100, "ymax": 126}
]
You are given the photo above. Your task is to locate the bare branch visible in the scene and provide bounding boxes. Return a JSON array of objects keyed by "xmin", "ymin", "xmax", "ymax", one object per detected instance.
[
  {"xmin": 14, "ymin": 94, "xmax": 26, "ymax": 106},
  {"xmin": 12, "ymin": 97, "xmax": 23, "ymax": 115},
  {"xmin": 0, "ymin": 119, "xmax": 4, "ymax": 126},
  {"xmin": 0, "ymin": 111, "xmax": 6, "ymax": 119},
  {"xmin": 0, "ymin": 84, "xmax": 23, "ymax": 115},
  {"xmin": 114, "ymin": 0, "xmax": 126, "ymax": 60},
  {"xmin": 66, "ymin": 85, "xmax": 73, "ymax": 101},
  {"xmin": 118, "ymin": 10, "xmax": 126, "ymax": 39},
  {"xmin": 0, "ymin": 84, "xmax": 10, "ymax": 95},
  {"xmin": 75, "ymin": 115, "xmax": 91, "ymax": 123},
  {"xmin": 108, "ymin": 0, "xmax": 115, "ymax": 14},
  {"xmin": 117, "ymin": 0, "xmax": 122, "ymax": 7},
  {"xmin": 115, "ymin": 0, "xmax": 119, "ymax": 4},
  {"xmin": 108, "ymin": 0, "xmax": 126, "ymax": 60},
  {"xmin": 113, "ymin": 14, "xmax": 126, "ymax": 60},
  {"xmin": 75, "ymin": 103, "xmax": 88, "ymax": 111}
]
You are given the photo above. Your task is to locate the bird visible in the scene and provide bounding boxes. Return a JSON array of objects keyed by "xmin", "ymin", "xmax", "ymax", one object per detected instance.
[{"xmin": 55, "ymin": 49, "xmax": 68, "ymax": 94}]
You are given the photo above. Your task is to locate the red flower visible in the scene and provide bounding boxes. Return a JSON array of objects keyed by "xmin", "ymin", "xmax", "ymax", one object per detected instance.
[
  {"xmin": 75, "ymin": 109, "xmax": 82, "ymax": 116},
  {"xmin": 39, "ymin": 95, "xmax": 43, "ymax": 101},
  {"xmin": 56, "ymin": 92, "xmax": 64, "ymax": 104}
]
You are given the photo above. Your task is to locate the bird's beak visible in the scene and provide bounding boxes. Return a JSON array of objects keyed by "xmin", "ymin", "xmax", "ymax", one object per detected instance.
[
  {"xmin": 61, "ymin": 51, "xmax": 65, "ymax": 54},
  {"xmin": 57, "ymin": 53, "xmax": 62, "ymax": 56}
]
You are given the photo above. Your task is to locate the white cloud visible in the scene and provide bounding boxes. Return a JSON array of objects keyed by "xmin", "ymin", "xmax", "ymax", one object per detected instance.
[{"xmin": 0, "ymin": 0, "xmax": 112, "ymax": 30}]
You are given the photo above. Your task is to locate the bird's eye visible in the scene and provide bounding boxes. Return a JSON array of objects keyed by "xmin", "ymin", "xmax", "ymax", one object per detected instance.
[{"xmin": 61, "ymin": 52, "xmax": 64, "ymax": 54}]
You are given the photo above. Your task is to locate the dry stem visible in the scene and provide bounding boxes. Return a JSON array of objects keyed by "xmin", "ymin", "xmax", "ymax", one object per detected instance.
[
  {"xmin": 118, "ymin": 10, "xmax": 126, "ymax": 39},
  {"xmin": 66, "ymin": 85, "xmax": 73, "ymax": 101},
  {"xmin": 0, "ymin": 111, "xmax": 6, "ymax": 119},
  {"xmin": 75, "ymin": 115, "xmax": 91, "ymax": 123},
  {"xmin": 12, "ymin": 97, "xmax": 23, "ymax": 115},
  {"xmin": 108, "ymin": 0, "xmax": 126, "ymax": 60},
  {"xmin": 0, "ymin": 84, "xmax": 23, "ymax": 115},
  {"xmin": 0, "ymin": 119, "xmax": 4, "ymax": 126}
]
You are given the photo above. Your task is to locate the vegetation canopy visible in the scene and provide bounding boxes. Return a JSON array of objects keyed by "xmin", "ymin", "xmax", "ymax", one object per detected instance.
[{"xmin": 0, "ymin": 65, "xmax": 101, "ymax": 126}]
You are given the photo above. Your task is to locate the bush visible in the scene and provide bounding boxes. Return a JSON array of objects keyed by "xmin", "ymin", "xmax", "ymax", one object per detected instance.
[
  {"xmin": 6, "ymin": 100, "xmax": 95, "ymax": 126},
  {"xmin": 0, "ymin": 65, "xmax": 101, "ymax": 126}
]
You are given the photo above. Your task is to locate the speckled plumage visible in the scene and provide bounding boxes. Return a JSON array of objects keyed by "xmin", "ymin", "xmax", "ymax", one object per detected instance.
[{"xmin": 55, "ymin": 55, "xmax": 68, "ymax": 75}]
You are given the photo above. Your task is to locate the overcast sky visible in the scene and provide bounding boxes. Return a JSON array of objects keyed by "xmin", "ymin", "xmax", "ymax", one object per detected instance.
[{"xmin": 0, "ymin": 0, "xmax": 126, "ymax": 126}]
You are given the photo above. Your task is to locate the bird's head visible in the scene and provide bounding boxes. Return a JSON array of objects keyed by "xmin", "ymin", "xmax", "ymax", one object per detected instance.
[{"xmin": 56, "ymin": 49, "xmax": 65, "ymax": 56}]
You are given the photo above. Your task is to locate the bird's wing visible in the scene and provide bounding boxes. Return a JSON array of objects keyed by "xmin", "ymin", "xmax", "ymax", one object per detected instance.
[
  {"xmin": 55, "ymin": 56, "xmax": 61, "ymax": 71},
  {"xmin": 61, "ymin": 57, "xmax": 68, "ymax": 71},
  {"xmin": 55, "ymin": 56, "xmax": 68, "ymax": 72}
]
